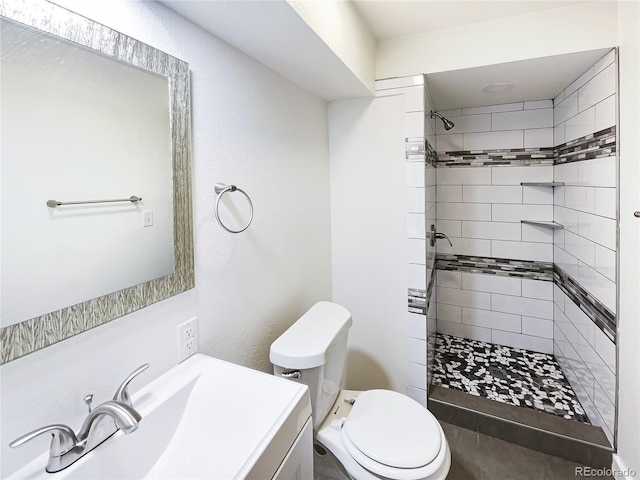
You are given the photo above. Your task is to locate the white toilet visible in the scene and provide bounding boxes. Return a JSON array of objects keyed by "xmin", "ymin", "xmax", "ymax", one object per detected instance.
[{"xmin": 270, "ymin": 301, "xmax": 451, "ymax": 480}]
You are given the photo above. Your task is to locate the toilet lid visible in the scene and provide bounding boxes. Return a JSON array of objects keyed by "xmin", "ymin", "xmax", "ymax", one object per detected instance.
[{"xmin": 342, "ymin": 390, "xmax": 442, "ymax": 470}]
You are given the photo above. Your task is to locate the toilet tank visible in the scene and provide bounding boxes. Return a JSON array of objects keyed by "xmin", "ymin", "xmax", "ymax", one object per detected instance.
[{"xmin": 270, "ymin": 301, "xmax": 352, "ymax": 429}]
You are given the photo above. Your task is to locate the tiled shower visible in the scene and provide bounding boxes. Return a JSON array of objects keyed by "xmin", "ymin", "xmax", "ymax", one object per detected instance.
[{"xmin": 379, "ymin": 48, "xmax": 618, "ymax": 445}]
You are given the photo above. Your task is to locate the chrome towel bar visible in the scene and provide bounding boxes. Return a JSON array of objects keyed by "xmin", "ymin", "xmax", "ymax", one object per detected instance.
[
  {"xmin": 46, "ymin": 196, "xmax": 142, "ymax": 208},
  {"xmin": 214, "ymin": 183, "xmax": 253, "ymax": 233}
]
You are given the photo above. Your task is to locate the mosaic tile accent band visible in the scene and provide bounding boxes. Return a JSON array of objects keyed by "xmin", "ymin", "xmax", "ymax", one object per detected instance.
[
  {"xmin": 436, "ymin": 127, "xmax": 616, "ymax": 168},
  {"xmin": 408, "ymin": 264, "xmax": 437, "ymax": 315},
  {"xmin": 406, "ymin": 136, "xmax": 438, "ymax": 165},
  {"xmin": 426, "ymin": 139, "xmax": 437, "ymax": 167},
  {"xmin": 408, "ymin": 288, "xmax": 426, "ymax": 315},
  {"xmin": 436, "ymin": 255, "xmax": 617, "ymax": 344},
  {"xmin": 437, "ymin": 147, "xmax": 554, "ymax": 167},
  {"xmin": 405, "ymin": 137, "xmax": 425, "ymax": 161},
  {"xmin": 436, "ymin": 254, "xmax": 554, "ymax": 281},
  {"xmin": 555, "ymin": 126, "xmax": 616, "ymax": 165},
  {"xmin": 554, "ymin": 266, "xmax": 616, "ymax": 343},
  {"xmin": 433, "ymin": 334, "xmax": 590, "ymax": 424}
]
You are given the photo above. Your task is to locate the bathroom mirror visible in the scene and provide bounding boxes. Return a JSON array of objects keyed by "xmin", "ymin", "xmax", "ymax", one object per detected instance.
[{"xmin": 0, "ymin": 0, "xmax": 194, "ymax": 363}]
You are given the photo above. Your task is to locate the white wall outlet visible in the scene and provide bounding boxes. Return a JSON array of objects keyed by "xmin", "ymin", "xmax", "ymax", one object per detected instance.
[{"xmin": 177, "ymin": 317, "xmax": 198, "ymax": 362}]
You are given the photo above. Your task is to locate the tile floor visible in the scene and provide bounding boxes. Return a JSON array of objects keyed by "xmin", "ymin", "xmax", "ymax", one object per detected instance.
[
  {"xmin": 433, "ymin": 334, "xmax": 589, "ymax": 423},
  {"xmin": 442, "ymin": 421, "xmax": 614, "ymax": 480}
]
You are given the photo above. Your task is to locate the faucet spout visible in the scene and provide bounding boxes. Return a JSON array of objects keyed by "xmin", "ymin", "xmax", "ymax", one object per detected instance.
[{"xmin": 78, "ymin": 400, "xmax": 141, "ymax": 440}]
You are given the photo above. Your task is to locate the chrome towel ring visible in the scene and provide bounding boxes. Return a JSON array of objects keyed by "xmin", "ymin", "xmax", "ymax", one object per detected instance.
[{"xmin": 214, "ymin": 183, "xmax": 254, "ymax": 233}]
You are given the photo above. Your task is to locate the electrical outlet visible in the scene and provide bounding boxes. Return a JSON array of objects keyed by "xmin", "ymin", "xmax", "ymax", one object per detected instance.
[
  {"xmin": 184, "ymin": 325, "xmax": 195, "ymax": 341},
  {"xmin": 177, "ymin": 317, "xmax": 198, "ymax": 362}
]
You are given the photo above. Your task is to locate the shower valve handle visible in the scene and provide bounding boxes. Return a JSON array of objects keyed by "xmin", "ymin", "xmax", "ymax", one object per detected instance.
[{"xmin": 429, "ymin": 225, "xmax": 453, "ymax": 247}]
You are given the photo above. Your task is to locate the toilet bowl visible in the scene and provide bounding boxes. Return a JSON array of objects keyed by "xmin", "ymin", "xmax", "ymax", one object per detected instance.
[
  {"xmin": 316, "ymin": 389, "xmax": 450, "ymax": 480},
  {"xmin": 270, "ymin": 301, "xmax": 450, "ymax": 480}
]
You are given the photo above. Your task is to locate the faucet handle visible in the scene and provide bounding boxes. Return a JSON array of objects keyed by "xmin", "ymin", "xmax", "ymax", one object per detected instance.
[
  {"xmin": 9, "ymin": 424, "xmax": 78, "ymax": 457},
  {"xmin": 113, "ymin": 363, "xmax": 149, "ymax": 407},
  {"xmin": 429, "ymin": 224, "xmax": 453, "ymax": 247}
]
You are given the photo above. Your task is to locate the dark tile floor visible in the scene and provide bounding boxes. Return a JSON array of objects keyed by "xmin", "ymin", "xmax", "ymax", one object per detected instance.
[{"xmin": 442, "ymin": 421, "xmax": 614, "ymax": 480}]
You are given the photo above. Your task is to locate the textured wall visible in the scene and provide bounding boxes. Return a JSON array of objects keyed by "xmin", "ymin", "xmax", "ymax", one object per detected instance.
[{"xmin": 1, "ymin": 1, "xmax": 331, "ymax": 476}]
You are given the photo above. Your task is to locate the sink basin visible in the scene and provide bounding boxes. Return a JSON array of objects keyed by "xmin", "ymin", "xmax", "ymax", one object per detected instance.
[{"xmin": 9, "ymin": 354, "xmax": 311, "ymax": 479}]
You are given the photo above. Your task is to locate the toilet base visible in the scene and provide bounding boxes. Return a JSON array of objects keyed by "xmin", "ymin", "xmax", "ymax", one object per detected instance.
[{"xmin": 314, "ymin": 442, "xmax": 353, "ymax": 480}]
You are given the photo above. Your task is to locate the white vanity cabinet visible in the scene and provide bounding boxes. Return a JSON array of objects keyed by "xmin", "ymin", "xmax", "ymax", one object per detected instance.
[{"xmin": 272, "ymin": 419, "xmax": 314, "ymax": 480}]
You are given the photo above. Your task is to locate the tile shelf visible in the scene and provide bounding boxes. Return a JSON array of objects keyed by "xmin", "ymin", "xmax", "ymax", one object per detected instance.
[
  {"xmin": 520, "ymin": 220, "xmax": 564, "ymax": 229},
  {"xmin": 520, "ymin": 182, "xmax": 565, "ymax": 186},
  {"xmin": 520, "ymin": 183, "xmax": 564, "ymax": 227}
]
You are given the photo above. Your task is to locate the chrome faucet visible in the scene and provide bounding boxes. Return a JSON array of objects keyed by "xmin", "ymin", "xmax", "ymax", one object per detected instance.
[
  {"xmin": 77, "ymin": 399, "xmax": 142, "ymax": 439},
  {"xmin": 9, "ymin": 363, "xmax": 149, "ymax": 473}
]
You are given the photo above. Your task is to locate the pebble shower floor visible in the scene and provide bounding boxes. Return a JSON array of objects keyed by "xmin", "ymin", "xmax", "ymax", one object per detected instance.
[{"xmin": 432, "ymin": 334, "xmax": 590, "ymax": 424}]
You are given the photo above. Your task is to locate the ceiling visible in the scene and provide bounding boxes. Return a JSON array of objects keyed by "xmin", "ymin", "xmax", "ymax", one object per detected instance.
[
  {"xmin": 352, "ymin": 0, "xmax": 611, "ymax": 110},
  {"xmin": 425, "ymin": 48, "xmax": 611, "ymax": 111},
  {"xmin": 163, "ymin": 1, "xmax": 613, "ymax": 108},
  {"xmin": 352, "ymin": 1, "xmax": 585, "ymax": 40}
]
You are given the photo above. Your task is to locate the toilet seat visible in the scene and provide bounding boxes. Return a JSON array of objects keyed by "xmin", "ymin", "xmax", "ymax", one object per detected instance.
[{"xmin": 339, "ymin": 390, "xmax": 447, "ymax": 480}]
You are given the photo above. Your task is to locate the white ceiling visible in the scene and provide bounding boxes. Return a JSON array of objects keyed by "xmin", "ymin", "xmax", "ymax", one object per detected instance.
[
  {"xmin": 161, "ymin": 1, "xmax": 373, "ymax": 100},
  {"xmin": 425, "ymin": 48, "xmax": 611, "ymax": 111},
  {"xmin": 163, "ymin": 1, "xmax": 613, "ymax": 108},
  {"xmin": 353, "ymin": 0, "xmax": 611, "ymax": 110},
  {"xmin": 352, "ymin": 1, "xmax": 584, "ymax": 40}
]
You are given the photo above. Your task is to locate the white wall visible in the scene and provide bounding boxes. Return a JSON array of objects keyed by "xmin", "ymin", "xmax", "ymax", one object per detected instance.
[
  {"xmin": 0, "ymin": 1, "xmax": 332, "ymax": 476},
  {"xmin": 329, "ymin": 94, "xmax": 407, "ymax": 393},
  {"xmin": 616, "ymin": 0, "xmax": 640, "ymax": 476},
  {"xmin": 376, "ymin": 2, "xmax": 618, "ymax": 78},
  {"xmin": 286, "ymin": 0, "xmax": 376, "ymax": 94}
]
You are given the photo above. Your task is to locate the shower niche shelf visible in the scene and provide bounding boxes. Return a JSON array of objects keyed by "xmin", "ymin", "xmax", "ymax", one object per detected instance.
[
  {"xmin": 520, "ymin": 182, "xmax": 565, "ymax": 187},
  {"xmin": 520, "ymin": 183, "xmax": 564, "ymax": 228},
  {"xmin": 520, "ymin": 220, "xmax": 564, "ymax": 229}
]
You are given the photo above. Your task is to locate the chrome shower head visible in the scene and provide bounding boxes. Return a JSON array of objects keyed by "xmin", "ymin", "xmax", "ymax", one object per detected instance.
[{"xmin": 431, "ymin": 111, "xmax": 455, "ymax": 131}]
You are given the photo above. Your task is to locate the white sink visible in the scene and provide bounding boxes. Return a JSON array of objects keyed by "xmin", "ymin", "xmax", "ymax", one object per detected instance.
[{"xmin": 10, "ymin": 354, "xmax": 312, "ymax": 479}]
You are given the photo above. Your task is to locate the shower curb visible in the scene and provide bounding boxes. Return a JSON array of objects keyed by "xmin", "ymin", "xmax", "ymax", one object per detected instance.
[{"xmin": 429, "ymin": 385, "xmax": 613, "ymax": 469}]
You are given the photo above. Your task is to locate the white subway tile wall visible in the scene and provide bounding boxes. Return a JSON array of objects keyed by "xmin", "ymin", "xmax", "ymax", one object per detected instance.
[
  {"xmin": 388, "ymin": 51, "xmax": 618, "ymax": 425},
  {"xmin": 553, "ymin": 50, "xmax": 617, "ymax": 315},
  {"xmin": 551, "ymin": 49, "xmax": 617, "ymax": 441},
  {"xmin": 425, "ymin": 82, "xmax": 438, "ymax": 399},
  {"xmin": 434, "ymin": 101, "xmax": 556, "ymax": 352},
  {"xmin": 436, "ymin": 271, "xmax": 555, "ymax": 354},
  {"xmin": 436, "ymin": 101, "xmax": 554, "ymax": 152},
  {"xmin": 380, "ymin": 76, "xmax": 440, "ymax": 406},
  {"xmin": 435, "ymin": 102, "xmax": 556, "ymax": 273},
  {"xmin": 435, "ymin": 164, "xmax": 555, "ymax": 261},
  {"xmin": 554, "ymin": 288, "xmax": 616, "ymax": 443},
  {"xmin": 379, "ymin": 76, "xmax": 431, "ymax": 404}
]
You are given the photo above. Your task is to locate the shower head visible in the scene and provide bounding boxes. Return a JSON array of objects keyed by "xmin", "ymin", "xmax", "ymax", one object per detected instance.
[{"xmin": 431, "ymin": 111, "xmax": 455, "ymax": 131}]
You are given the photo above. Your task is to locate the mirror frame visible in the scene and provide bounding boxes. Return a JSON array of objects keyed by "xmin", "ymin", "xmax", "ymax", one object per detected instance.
[{"xmin": 0, "ymin": 0, "xmax": 194, "ymax": 364}]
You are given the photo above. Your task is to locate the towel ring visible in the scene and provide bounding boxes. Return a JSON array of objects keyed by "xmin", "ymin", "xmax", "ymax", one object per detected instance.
[{"xmin": 214, "ymin": 183, "xmax": 254, "ymax": 233}]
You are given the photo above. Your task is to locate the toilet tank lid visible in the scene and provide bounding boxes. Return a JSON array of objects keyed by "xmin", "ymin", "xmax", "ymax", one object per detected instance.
[{"xmin": 270, "ymin": 301, "xmax": 353, "ymax": 369}]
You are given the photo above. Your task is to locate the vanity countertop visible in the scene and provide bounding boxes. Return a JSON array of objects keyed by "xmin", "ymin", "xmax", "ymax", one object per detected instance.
[{"xmin": 9, "ymin": 354, "xmax": 311, "ymax": 479}]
